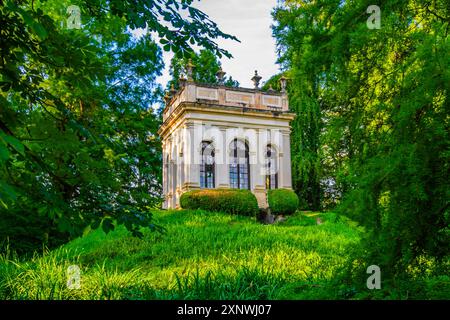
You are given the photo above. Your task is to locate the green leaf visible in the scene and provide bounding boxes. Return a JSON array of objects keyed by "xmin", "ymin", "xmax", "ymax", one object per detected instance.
[
  {"xmin": 37, "ymin": 206, "xmax": 48, "ymax": 217},
  {"xmin": 0, "ymin": 143, "xmax": 10, "ymax": 162},
  {"xmin": 1, "ymin": 134, "xmax": 25, "ymax": 156},
  {"xmin": 19, "ymin": 9, "xmax": 34, "ymax": 27},
  {"xmin": 31, "ymin": 22, "xmax": 48, "ymax": 40},
  {"xmin": 0, "ymin": 199, "xmax": 8, "ymax": 209},
  {"xmin": 91, "ymin": 219, "xmax": 101, "ymax": 230},
  {"xmin": 58, "ymin": 218, "xmax": 72, "ymax": 233},
  {"xmin": 0, "ymin": 180, "xmax": 17, "ymax": 201},
  {"xmin": 18, "ymin": 8, "xmax": 48, "ymax": 40}
]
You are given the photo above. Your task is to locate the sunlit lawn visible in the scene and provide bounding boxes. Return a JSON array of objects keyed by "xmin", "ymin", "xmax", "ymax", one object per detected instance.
[{"xmin": 0, "ymin": 210, "xmax": 362, "ymax": 299}]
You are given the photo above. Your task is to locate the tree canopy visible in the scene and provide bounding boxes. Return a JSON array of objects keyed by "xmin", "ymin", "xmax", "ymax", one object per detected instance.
[{"xmin": 273, "ymin": 0, "xmax": 449, "ymax": 282}]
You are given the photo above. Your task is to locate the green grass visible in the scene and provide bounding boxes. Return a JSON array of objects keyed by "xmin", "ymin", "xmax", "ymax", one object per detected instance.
[{"xmin": 0, "ymin": 210, "xmax": 363, "ymax": 300}]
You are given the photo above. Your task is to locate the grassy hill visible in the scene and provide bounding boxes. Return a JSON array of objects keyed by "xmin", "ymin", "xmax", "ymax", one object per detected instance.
[{"xmin": 1, "ymin": 210, "xmax": 364, "ymax": 299}]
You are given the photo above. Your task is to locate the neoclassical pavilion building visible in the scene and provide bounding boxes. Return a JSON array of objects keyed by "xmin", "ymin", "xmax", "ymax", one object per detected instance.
[{"xmin": 158, "ymin": 64, "xmax": 295, "ymax": 209}]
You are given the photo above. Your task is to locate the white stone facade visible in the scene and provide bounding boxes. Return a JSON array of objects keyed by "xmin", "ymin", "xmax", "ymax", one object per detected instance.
[{"xmin": 158, "ymin": 81, "xmax": 295, "ymax": 209}]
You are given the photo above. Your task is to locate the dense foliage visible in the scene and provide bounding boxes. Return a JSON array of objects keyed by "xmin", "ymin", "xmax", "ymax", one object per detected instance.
[
  {"xmin": 180, "ymin": 189, "xmax": 259, "ymax": 216},
  {"xmin": 273, "ymin": 0, "xmax": 449, "ymax": 287},
  {"xmin": 0, "ymin": 0, "xmax": 236, "ymax": 253},
  {"xmin": 267, "ymin": 189, "xmax": 299, "ymax": 215}
]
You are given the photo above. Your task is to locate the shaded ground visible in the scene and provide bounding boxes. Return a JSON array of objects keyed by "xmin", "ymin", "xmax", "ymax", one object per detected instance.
[{"xmin": 0, "ymin": 210, "xmax": 363, "ymax": 299}]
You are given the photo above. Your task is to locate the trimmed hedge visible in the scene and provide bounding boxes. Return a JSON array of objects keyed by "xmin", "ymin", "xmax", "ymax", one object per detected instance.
[
  {"xmin": 268, "ymin": 189, "xmax": 299, "ymax": 215},
  {"xmin": 180, "ymin": 189, "xmax": 259, "ymax": 216}
]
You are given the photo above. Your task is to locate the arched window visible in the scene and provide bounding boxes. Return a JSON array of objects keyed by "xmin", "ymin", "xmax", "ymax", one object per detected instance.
[
  {"xmin": 200, "ymin": 141, "xmax": 215, "ymax": 189},
  {"xmin": 265, "ymin": 145, "xmax": 278, "ymax": 189},
  {"xmin": 229, "ymin": 139, "xmax": 250, "ymax": 190}
]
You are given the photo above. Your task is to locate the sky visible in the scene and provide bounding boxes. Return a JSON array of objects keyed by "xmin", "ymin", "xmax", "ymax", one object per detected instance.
[{"xmin": 157, "ymin": 0, "xmax": 280, "ymax": 89}]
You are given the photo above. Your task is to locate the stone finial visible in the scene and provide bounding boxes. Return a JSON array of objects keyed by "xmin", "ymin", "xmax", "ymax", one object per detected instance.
[
  {"xmin": 216, "ymin": 67, "xmax": 226, "ymax": 85},
  {"xmin": 163, "ymin": 91, "xmax": 171, "ymax": 105},
  {"xmin": 179, "ymin": 74, "xmax": 187, "ymax": 87},
  {"xmin": 279, "ymin": 75, "xmax": 288, "ymax": 93},
  {"xmin": 267, "ymin": 85, "xmax": 275, "ymax": 93},
  {"xmin": 186, "ymin": 59, "xmax": 195, "ymax": 81},
  {"xmin": 251, "ymin": 70, "xmax": 262, "ymax": 89},
  {"xmin": 169, "ymin": 83, "xmax": 177, "ymax": 97}
]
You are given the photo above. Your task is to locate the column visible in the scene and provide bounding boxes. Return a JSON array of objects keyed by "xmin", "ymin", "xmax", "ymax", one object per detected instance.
[
  {"xmin": 216, "ymin": 127, "xmax": 229, "ymax": 188},
  {"xmin": 280, "ymin": 130, "xmax": 293, "ymax": 189},
  {"xmin": 162, "ymin": 141, "xmax": 168, "ymax": 209},
  {"xmin": 253, "ymin": 129, "xmax": 268, "ymax": 208},
  {"xmin": 185, "ymin": 122, "xmax": 200, "ymax": 189},
  {"xmin": 171, "ymin": 159, "xmax": 177, "ymax": 208}
]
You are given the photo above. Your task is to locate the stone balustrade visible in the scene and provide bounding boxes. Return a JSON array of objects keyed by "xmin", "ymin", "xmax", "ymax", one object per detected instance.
[{"xmin": 163, "ymin": 82, "xmax": 289, "ymax": 122}]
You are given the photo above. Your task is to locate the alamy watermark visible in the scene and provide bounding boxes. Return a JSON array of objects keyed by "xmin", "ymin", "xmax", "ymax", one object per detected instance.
[
  {"xmin": 367, "ymin": 5, "xmax": 381, "ymax": 29},
  {"xmin": 66, "ymin": 5, "xmax": 81, "ymax": 29},
  {"xmin": 67, "ymin": 265, "xmax": 81, "ymax": 290},
  {"xmin": 366, "ymin": 265, "xmax": 381, "ymax": 289}
]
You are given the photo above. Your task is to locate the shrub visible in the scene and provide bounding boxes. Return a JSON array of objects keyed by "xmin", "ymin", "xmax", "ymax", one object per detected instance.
[
  {"xmin": 267, "ymin": 189, "xmax": 299, "ymax": 215},
  {"xmin": 180, "ymin": 189, "xmax": 258, "ymax": 216}
]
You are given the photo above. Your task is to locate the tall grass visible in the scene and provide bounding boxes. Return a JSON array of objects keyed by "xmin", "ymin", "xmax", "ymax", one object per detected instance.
[{"xmin": 0, "ymin": 210, "xmax": 363, "ymax": 300}]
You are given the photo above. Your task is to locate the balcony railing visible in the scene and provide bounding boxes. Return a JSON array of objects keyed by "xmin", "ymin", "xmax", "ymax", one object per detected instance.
[{"xmin": 163, "ymin": 82, "xmax": 289, "ymax": 122}]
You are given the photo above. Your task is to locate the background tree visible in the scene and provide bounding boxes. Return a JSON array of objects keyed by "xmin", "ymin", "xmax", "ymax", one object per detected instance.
[
  {"xmin": 167, "ymin": 49, "xmax": 240, "ymax": 90},
  {"xmin": 261, "ymin": 74, "xmax": 282, "ymax": 92},
  {"xmin": 263, "ymin": 70, "xmax": 323, "ymax": 211}
]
